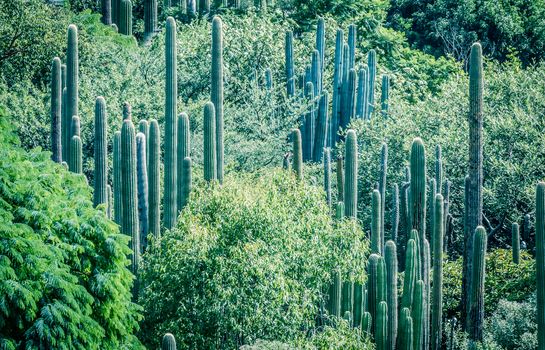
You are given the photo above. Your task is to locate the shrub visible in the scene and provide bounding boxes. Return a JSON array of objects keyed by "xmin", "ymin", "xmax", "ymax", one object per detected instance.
[
  {"xmin": 139, "ymin": 169, "xmax": 369, "ymax": 349},
  {"xmin": 0, "ymin": 107, "xmax": 142, "ymax": 349}
]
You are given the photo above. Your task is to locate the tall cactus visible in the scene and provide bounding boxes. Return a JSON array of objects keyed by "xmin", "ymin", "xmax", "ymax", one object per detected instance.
[
  {"xmin": 401, "ymin": 239, "xmax": 417, "ymax": 310},
  {"xmin": 399, "ymin": 307, "xmax": 413, "ymax": 350},
  {"xmin": 340, "ymin": 43, "xmax": 349, "ymax": 128},
  {"xmin": 162, "ymin": 333, "xmax": 177, "ymax": 350},
  {"xmin": 467, "ymin": 226, "xmax": 487, "ymax": 343},
  {"xmin": 344, "ymin": 130, "xmax": 358, "ymax": 218},
  {"xmin": 316, "ymin": 17, "xmax": 325, "ymax": 92},
  {"xmin": 379, "ymin": 143, "xmax": 387, "ymax": 249},
  {"xmin": 391, "ymin": 184, "xmax": 399, "ymax": 243},
  {"xmin": 432, "ymin": 194, "xmax": 444, "ymax": 350},
  {"xmin": 102, "ymin": 0, "xmax": 112, "ymax": 24},
  {"xmin": 148, "ymin": 119, "xmax": 161, "ymax": 237},
  {"xmin": 536, "ymin": 182, "xmax": 545, "ymax": 349},
  {"xmin": 381, "ymin": 74, "xmax": 389, "ymax": 117},
  {"xmin": 367, "ymin": 49, "xmax": 376, "ymax": 118},
  {"xmin": 412, "ymin": 280, "xmax": 425, "ymax": 350},
  {"xmin": 341, "ymin": 280, "xmax": 354, "ymax": 322},
  {"xmin": 385, "ymin": 241, "xmax": 398, "ymax": 350},
  {"xmin": 177, "ymin": 113, "xmax": 190, "ymax": 212},
  {"xmin": 61, "ymin": 87, "xmax": 68, "ymax": 162},
  {"xmin": 107, "ymin": 184, "xmax": 112, "ymax": 219},
  {"xmin": 356, "ymin": 65, "xmax": 368, "ymax": 119},
  {"xmin": 324, "ymin": 148, "xmax": 332, "ymax": 208},
  {"xmin": 136, "ymin": 133, "xmax": 149, "ymax": 252},
  {"xmin": 512, "ymin": 223, "xmax": 520, "ymax": 264},
  {"xmin": 409, "ymin": 137, "xmax": 427, "ymax": 274},
  {"xmin": 435, "ymin": 145, "xmax": 443, "ymax": 195},
  {"xmin": 337, "ymin": 156, "xmax": 344, "ymax": 202},
  {"xmin": 311, "ymin": 50, "xmax": 321, "ymax": 98},
  {"xmin": 164, "ymin": 17, "xmax": 178, "ymax": 229},
  {"xmin": 71, "ymin": 115, "xmax": 80, "ymax": 138},
  {"xmin": 285, "ymin": 30, "xmax": 295, "ymax": 97},
  {"xmin": 69, "ymin": 135, "xmax": 82, "ymax": 174},
  {"xmin": 65, "ymin": 25, "xmax": 78, "ymax": 162},
  {"xmin": 50, "ymin": 57, "xmax": 62, "ymax": 163},
  {"xmin": 292, "ymin": 129, "xmax": 303, "ymax": 181},
  {"xmin": 113, "ymin": 131, "xmax": 123, "ymax": 225},
  {"xmin": 329, "ymin": 269, "xmax": 342, "ymax": 317},
  {"xmin": 144, "ymin": 0, "xmax": 157, "ymax": 42},
  {"xmin": 347, "ymin": 24, "xmax": 356, "ymax": 69},
  {"xmin": 371, "ymin": 189, "xmax": 382, "ymax": 254},
  {"xmin": 313, "ymin": 91, "xmax": 328, "ymax": 162},
  {"xmin": 330, "ymin": 29, "xmax": 344, "ymax": 147},
  {"xmin": 423, "ymin": 238, "xmax": 431, "ymax": 350},
  {"xmin": 121, "ymin": 120, "xmax": 140, "ymax": 295},
  {"xmin": 211, "ymin": 16, "xmax": 224, "ymax": 184},
  {"xmin": 376, "ymin": 301, "xmax": 388, "ymax": 350},
  {"xmin": 345, "ymin": 68, "xmax": 357, "ymax": 126},
  {"xmin": 94, "ymin": 97, "xmax": 108, "ymax": 207},
  {"xmin": 119, "ymin": 0, "xmax": 132, "ymax": 36},
  {"xmin": 367, "ymin": 253, "xmax": 380, "ymax": 330},
  {"xmin": 303, "ymin": 82, "xmax": 315, "ymax": 161},
  {"xmin": 112, "ymin": 0, "xmax": 119, "ymax": 24},
  {"xmin": 179, "ymin": 157, "xmax": 192, "ymax": 210},
  {"xmin": 204, "ymin": 102, "xmax": 217, "ymax": 182}
]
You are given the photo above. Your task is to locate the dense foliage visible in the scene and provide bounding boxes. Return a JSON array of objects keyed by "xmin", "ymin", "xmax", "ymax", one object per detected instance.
[
  {"xmin": 0, "ymin": 108, "xmax": 142, "ymax": 349},
  {"xmin": 139, "ymin": 170, "xmax": 369, "ymax": 348}
]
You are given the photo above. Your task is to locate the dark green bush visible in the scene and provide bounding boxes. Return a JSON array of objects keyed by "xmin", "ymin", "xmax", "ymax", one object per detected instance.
[{"xmin": 139, "ymin": 169, "xmax": 369, "ymax": 349}]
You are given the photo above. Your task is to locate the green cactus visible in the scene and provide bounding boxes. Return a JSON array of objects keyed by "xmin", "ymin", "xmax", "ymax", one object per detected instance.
[
  {"xmin": 162, "ymin": 333, "xmax": 176, "ymax": 350},
  {"xmin": 432, "ymin": 194, "xmax": 444, "ymax": 350},
  {"xmin": 199, "ymin": 0, "xmax": 210, "ymax": 15},
  {"xmin": 119, "ymin": 0, "xmax": 132, "ymax": 35},
  {"xmin": 61, "ymin": 86, "xmax": 68, "ymax": 160},
  {"xmin": 428, "ymin": 178, "xmax": 437, "ymax": 244},
  {"xmin": 391, "ymin": 184, "xmax": 399, "ymax": 244},
  {"xmin": 512, "ymin": 223, "xmax": 520, "ymax": 264},
  {"xmin": 410, "ymin": 229, "xmax": 422, "ymax": 281},
  {"xmin": 367, "ymin": 253, "xmax": 380, "ymax": 332},
  {"xmin": 329, "ymin": 269, "xmax": 342, "ymax": 318},
  {"xmin": 443, "ymin": 180, "xmax": 451, "ymax": 252},
  {"xmin": 136, "ymin": 132, "xmax": 149, "ymax": 251},
  {"xmin": 148, "ymin": 119, "xmax": 161, "ymax": 237},
  {"xmin": 401, "ymin": 239, "xmax": 417, "ymax": 310},
  {"xmin": 102, "ymin": 0, "xmax": 111, "ymax": 25},
  {"xmin": 377, "ymin": 256, "xmax": 387, "ymax": 307},
  {"xmin": 69, "ymin": 135, "xmax": 82, "ymax": 174},
  {"xmin": 347, "ymin": 24, "xmax": 356, "ymax": 69},
  {"xmin": 285, "ymin": 30, "xmax": 295, "ymax": 97},
  {"xmin": 341, "ymin": 280, "xmax": 354, "ymax": 324},
  {"xmin": 435, "ymin": 145, "xmax": 443, "ymax": 195},
  {"xmin": 121, "ymin": 120, "xmax": 140, "ymax": 297},
  {"xmin": 311, "ymin": 50, "xmax": 321, "ymax": 98},
  {"xmin": 71, "ymin": 115, "xmax": 80, "ymax": 138},
  {"xmin": 211, "ymin": 16, "xmax": 224, "ymax": 184},
  {"xmin": 344, "ymin": 130, "xmax": 357, "ymax": 218},
  {"xmin": 324, "ymin": 147, "xmax": 331, "ymax": 208},
  {"xmin": 65, "ymin": 25, "xmax": 78, "ymax": 163},
  {"xmin": 467, "ymin": 226, "xmax": 487, "ymax": 343},
  {"xmin": 50, "ymin": 57, "xmax": 62, "ymax": 163},
  {"xmin": 107, "ymin": 184, "xmax": 112, "ymax": 219},
  {"xmin": 412, "ymin": 280, "xmax": 425, "ymax": 350},
  {"xmin": 303, "ymin": 82, "xmax": 315, "ymax": 161},
  {"xmin": 353, "ymin": 283, "xmax": 364, "ymax": 328},
  {"xmin": 143, "ymin": 0, "xmax": 157, "ymax": 42},
  {"xmin": 292, "ymin": 129, "xmax": 303, "ymax": 181},
  {"xmin": 313, "ymin": 91, "xmax": 328, "ymax": 162},
  {"xmin": 330, "ymin": 29, "xmax": 344, "ymax": 147},
  {"xmin": 409, "ymin": 137, "xmax": 427, "ymax": 275},
  {"xmin": 367, "ymin": 49, "xmax": 376, "ymax": 118},
  {"xmin": 337, "ymin": 156, "xmax": 344, "ymax": 202},
  {"xmin": 94, "ymin": 97, "xmax": 108, "ymax": 208},
  {"xmin": 340, "ymin": 43, "xmax": 349, "ymax": 127},
  {"xmin": 371, "ymin": 189, "xmax": 382, "ymax": 254},
  {"xmin": 423, "ymin": 238, "xmax": 431, "ymax": 350},
  {"xmin": 123, "ymin": 101, "xmax": 132, "ymax": 121},
  {"xmin": 346, "ymin": 68, "xmax": 356, "ymax": 125},
  {"xmin": 113, "ymin": 131, "xmax": 123, "ymax": 226},
  {"xmin": 524, "ymin": 213, "xmax": 531, "ymax": 243},
  {"xmin": 376, "ymin": 301, "xmax": 388, "ymax": 350},
  {"xmin": 177, "ymin": 113, "xmax": 190, "ymax": 212},
  {"xmin": 138, "ymin": 119, "xmax": 149, "ymax": 159},
  {"xmin": 335, "ymin": 201, "xmax": 344, "ymax": 220},
  {"xmin": 362, "ymin": 312, "xmax": 372, "ymax": 335},
  {"xmin": 204, "ymin": 102, "xmax": 217, "ymax": 182},
  {"xmin": 399, "ymin": 307, "xmax": 413, "ymax": 350},
  {"xmin": 179, "ymin": 157, "xmax": 192, "ymax": 210},
  {"xmin": 164, "ymin": 17, "xmax": 178, "ymax": 229},
  {"xmin": 381, "ymin": 74, "xmax": 389, "ymax": 117},
  {"xmin": 399, "ymin": 182, "xmax": 410, "ymax": 267},
  {"xmin": 112, "ymin": 0, "xmax": 119, "ymax": 24},
  {"xmin": 385, "ymin": 240, "xmax": 397, "ymax": 350},
  {"xmin": 536, "ymin": 182, "xmax": 545, "ymax": 349},
  {"xmin": 315, "ymin": 17, "xmax": 325, "ymax": 91},
  {"xmin": 379, "ymin": 142, "xmax": 387, "ymax": 248}
]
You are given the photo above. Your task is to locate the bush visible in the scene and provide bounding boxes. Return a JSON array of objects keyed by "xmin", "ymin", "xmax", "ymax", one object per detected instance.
[
  {"xmin": 139, "ymin": 170, "xmax": 369, "ymax": 349},
  {"xmin": 0, "ymin": 107, "xmax": 142, "ymax": 349}
]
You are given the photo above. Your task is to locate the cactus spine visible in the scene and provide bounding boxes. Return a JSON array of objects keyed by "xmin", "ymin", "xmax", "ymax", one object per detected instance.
[
  {"xmin": 371, "ymin": 189, "xmax": 382, "ymax": 254},
  {"xmin": 164, "ymin": 17, "xmax": 178, "ymax": 229},
  {"xmin": 162, "ymin": 333, "xmax": 176, "ymax": 350},
  {"xmin": 381, "ymin": 75, "xmax": 389, "ymax": 117},
  {"xmin": 204, "ymin": 102, "xmax": 217, "ymax": 182},
  {"xmin": 409, "ymin": 138, "xmax": 426, "ymax": 274},
  {"xmin": 330, "ymin": 29, "xmax": 344, "ymax": 147},
  {"xmin": 367, "ymin": 49, "xmax": 376, "ymax": 118},
  {"xmin": 180, "ymin": 157, "xmax": 192, "ymax": 210},
  {"xmin": 177, "ymin": 113, "xmax": 190, "ymax": 211},
  {"xmin": 431, "ymin": 194, "xmax": 444, "ymax": 350},
  {"xmin": 144, "ymin": 0, "xmax": 157, "ymax": 42},
  {"xmin": 313, "ymin": 91, "xmax": 328, "ymax": 162},
  {"xmin": 536, "ymin": 182, "xmax": 545, "ymax": 349},
  {"xmin": 148, "ymin": 120, "xmax": 160, "ymax": 237},
  {"xmin": 136, "ymin": 133, "xmax": 149, "ymax": 252},
  {"xmin": 292, "ymin": 129, "xmax": 303, "ymax": 181},
  {"xmin": 119, "ymin": 0, "xmax": 132, "ymax": 36},
  {"xmin": 324, "ymin": 148, "xmax": 331, "ymax": 208},
  {"xmin": 512, "ymin": 223, "xmax": 520, "ymax": 264},
  {"xmin": 101, "ymin": 0, "xmax": 112, "ymax": 24},
  {"xmin": 113, "ymin": 131, "xmax": 123, "ymax": 225},
  {"xmin": 379, "ymin": 143, "xmax": 387, "ymax": 249},
  {"xmin": 50, "ymin": 57, "xmax": 62, "ymax": 163},
  {"xmin": 211, "ymin": 16, "xmax": 224, "ymax": 184},
  {"xmin": 385, "ymin": 241, "xmax": 397, "ymax": 350},
  {"xmin": 344, "ymin": 130, "xmax": 358, "ymax": 218},
  {"xmin": 65, "ymin": 25, "xmax": 78, "ymax": 162},
  {"xmin": 285, "ymin": 31, "xmax": 295, "ymax": 97},
  {"xmin": 467, "ymin": 226, "xmax": 487, "ymax": 343},
  {"xmin": 94, "ymin": 97, "xmax": 108, "ymax": 207},
  {"xmin": 69, "ymin": 136, "xmax": 82, "ymax": 174}
]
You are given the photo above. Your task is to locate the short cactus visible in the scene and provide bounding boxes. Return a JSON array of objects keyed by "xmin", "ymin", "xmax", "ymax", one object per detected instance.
[
  {"xmin": 162, "ymin": 333, "xmax": 176, "ymax": 350},
  {"xmin": 69, "ymin": 135, "xmax": 82, "ymax": 174},
  {"xmin": 381, "ymin": 74, "xmax": 389, "ymax": 117},
  {"xmin": 376, "ymin": 301, "xmax": 388, "ymax": 350}
]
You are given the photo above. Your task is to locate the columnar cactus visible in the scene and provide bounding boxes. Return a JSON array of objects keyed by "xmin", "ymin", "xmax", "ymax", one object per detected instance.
[
  {"xmin": 211, "ymin": 16, "xmax": 224, "ymax": 184},
  {"xmin": 113, "ymin": 131, "xmax": 123, "ymax": 225},
  {"xmin": 329, "ymin": 269, "xmax": 342, "ymax": 317},
  {"xmin": 123, "ymin": 101, "xmax": 132, "ymax": 120},
  {"xmin": 401, "ymin": 239, "xmax": 417, "ymax": 310},
  {"xmin": 409, "ymin": 138, "xmax": 427, "ymax": 273},
  {"xmin": 340, "ymin": 43, "xmax": 349, "ymax": 127},
  {"xmin": 344, "ymin": 130, "xmax": 357, "ymax": 218},
  {"xmin": 324, "ymin": 148, "xmax": 331, "ymax": 208},
  {"xmin": 292, "ymin": 129, "xmax": 303, "ymax": 181},
  {"xmin": 71, "ymin": 115, "xmax": 80, "ymax": 138},
  {"xmin": 316, "ymin": 17, "xmax": 325, "ymax": 91},
  {"xmin": 347, "ymin": 24, "xmax": 356, "ymax": 69},
  {"xmin": 391, "ymin": 184, "xmax": 399, "ymax": 244},
  {"xmin": 512, "ymin": 223, "xmax": 520, "ymax": 264},
  {"xmin": 362, "ymin": 312, "xmax": 372, "ymax": 335},
  {"xmin": 50, "ymin": 57, "xmax": 62, "ymax": 163},
  {"xmin": 353, "ymin": 283, "xmax": 363, "ymax": 327},
  {"xmin": 204, "ymin": 102, "xmax": 217, "ymax": 182},
  {"xmin": 112, "ymin": 0, "xmax": 119, "ymax": 25},
  {"xmin": 524, "ymin": 213, "xmax": 531, "ymax": 243},
  {"xmin": 341, "ymin": 281, "xmax": 354, "ymax": 322},
  {"xmin": 144, "ymin": 0, "xmax": 157, "ymax": 42},
  {"xmin": 428, "ymin": 178, "xmax": 436, "ymax": 244},
  {"xmin": 101, "ymin": 0, "xmax": 112, "ymax": 24},
  {"xmin": 371, "ymin": 189, "xmax": 382, "ymax": 254},
  {"xmin": 356, "ymin": 66, "xmax": 368, "ymax": 119},
  {"xmin": 367, "ymin": 253, "xmax": 380, "ymax": 330},
  {"xmin": 377, "ymin": 256, "xmax": 387, "ymax": 308},
  {"xmin": 337, "ymin": 157, "xmax": 344, "ymax": 202},
  {"xmin": 94, "ymin": 97, "xmax": 108, "ymax": 208},
  {"xmin": 381, "ymin": 74, "xmax": 389, "ymax": 117},
  {"xmin": 199, "ymin": 0, "xmax": 210, "ymax": 15},
  {"xmin": 335, "ymin": 202, "xmax": 344, "ymax": 220},
  {"xmin": 412, "ymin": 280, "xmax": 425, "ymax": 350},
  {"xmin": 367, "ymin": 49, "xmax": 376, "ymax": 118},
  {"xmin": 399, "ymin": 308, "xmax": 413, "ymax": 350},
  {"xmin": 148, "ymin": 119, "xmax": 160, "ymax": 237},
  {"xmin": 385, "ymin": 240, "xmax": 397, "ymax": 350},
  {"xmin": 107, "ymin": 184, "xmax": 112, "ymax": 219},
  {"xmin": 162, "ymin": 333, "xmax": 176, "ymax": 350},
  {"xmin": 467, "ymin": 226, "xmax": 487, "ymax": 343},
  {"xmin": 379, "ymin": 143, "xmax": 387, "ymax": 248},
  {"xmin": 346, "ymin": 68, "xmax": 357, "ymax": 125},
  {"xmin": 536, "ymin": 182, "xmax": 545, "ymax": 349},
  {"xmin": 330, "ymin": 29, "xmax": 344, "ymax": 147},
  {"xmin": 69, "ymin": 135, "xmax": 82, "ymax": 174},
  {"xmin": 376, "ymin": 301, "xmax": 388, "ymax": 350},
  {"xmin": 443, "ymin": 180, "xmax": 451, "ymax": 250},
  {"xmin": 179, "ymin": 157, "xmax": 192, "ymax": 210},
  {"xmin": 65, "ymin": 25, "xmax": 78, "ymax": 162},
  {"xmin": 136, "ymin": 132, "xmax": 149, "ymax": 251},
  {"xmin": 121, "ymin": 120, "xmax": 140, "ymax": 295},
  {"xmin": 285, "ymin": 30, "xmax": 295, "ymax": 97},
  {"xmin": 432, "ymin": 194, "xmax": 444, "ymax": 350},
  {"xmin": 313, "ymin": 92, "xmax": 328, "ymax": 162},
  {"xmin": 435, "ymin": 145, "xmax": 443, "ymax": 195},
  {"xmin": 62, "ymin": 87, "xmax": 68, "ymax": 160},
  {"xmin": 177, "ymin": 113, "xmax": 190, "ymax": 212},
  {"xmin": 164, "ymin": 17, "xmax": 178, "ymax": 229},
  {"xmin": 399, "ymin": 182, "xmax": 410, "ymax": 265},
  {"xmin": 423, "ymin": 238, "xmax": 431, "ymax": 350},
  {"xmin": 303, "ymin": 82, "xmax": 315, "ymax": 161},
  {"xmin": 119, "ymin": 0, "xmax": 132, "ymax": 36},
  {"xmin": 464, "ymin": 42, "xmax": 484, "ymax": 322},
  {"xmin": 311, "ymin": 50, "xmax": 321, "ymax": 98}
]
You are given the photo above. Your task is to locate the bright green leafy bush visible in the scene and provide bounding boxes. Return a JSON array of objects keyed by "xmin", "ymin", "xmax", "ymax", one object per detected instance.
[{"xmin": 139, "ymin": 169, "xmax": 369, "ymax": 349}]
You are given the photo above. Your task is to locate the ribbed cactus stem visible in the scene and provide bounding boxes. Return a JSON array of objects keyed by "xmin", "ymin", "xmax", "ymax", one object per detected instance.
[
  {"xmin": 409, "ymin": 137, "xmax": 427, "ymax": 275},
  {"xmin": 356, "ymin": 65, "xmax": 368, "ymax": 119},
  {"xmin": 136, "ymin": 132, "xmax": 149, "ymax": 252},
  {"xmin": 341, "ymin": 281, "xmax": 354, "ymax": 322},
  {"xmin": 385, "ymin": 241, "xmax": 397, "ymax": 350},
  {"xmin": 113, "ymin": 131, "xmax": 123, "ymax": 225},
  {"xmin": 112, "ymin": 0, "xmax": 119, "ymax": 24},
  {"xmin": 401, "ymin": 239, "xmax": 417, "ymax": 310},
  {"xmin": 123, "ymin": 101, "xmax": 132, "ymax": 121},
  {"xmin": 119, "ymin": 0, "xmax": 132, "ymax": 35},
  {"xmin": 362, "ymin": 312, "xmax": 372, "ymax": 335},
  {"xmin": 435, "ymin": 145, "xmax": 443, "ymax": 195},
  {"xmin": 311, "ymin": 49, "xmax": 321, "ymax": 98},
  {"xmin": 101, "ymin": 0, "xmax": 112, "ymax": 24},
  {"xmin": 423, "ymin": 238, "xmax": 431, "ymax": 350},
  {"xmin": 316, "ymin": 17, "xmax": 325, "ymax": 92},
  {"xmin": 344, "ymin": 130, "xmax": 357, "ymax": 218},
  {"xmin": 345, "ymin": 68, "xmax": 356, "ymax": 127},
  {"xmin": 162, "ymin": 333, "xmax": 177, "ymax": 350},
  {"xmin": 148, "ymin": 119, "xmax": 160, "ymax": 237},
  {"xmin": 71, "ymin": 115, "xmax": 80, "ymax": 138},
  {"xmin": 144, "ymin": 0, "xmax": 157, "ymax": 42},
  {"xmin": 303, "ymin": 82, "xmax": 315, "ymax": 161},
  {"xmin": 379, "ymin": 142, "xmax": 387, "ymax": 248},
  {"xmin": 335, "ymin": 202, "xmax": 344, "ymax": 220},
  {"xmin": 164, "ymin": 17, "xmax": 178, "ymax": 229},
  {"xmin": 376, "ymin": 301, "xmax": 388, "ymax": 350},
  {"xmin": 179, "ymin": 157, "xmax": 192, "ymax": 210},
  {"xmin": 367, "ymin": 253, "xmax": 380, "ymax": 332},
  {"xmin": 536, "ymin": 182, "xmax": 545, "ymax": 349},
  {"xmin": 204, "ymin": 102, "xmax": 217, "ymax": 182},
  {"xmin": 177, "ymin": 113, "xmax": 190, "ymax": 211},
  {"xmin": 400, "ymin": 308, "xmax": 413, "ymax": 350},
  {"xmin": 353, "ymin": 283, "xmax": 363, "ymax": 328},
  {"xmin": 340, "ymin": 43, "xmax": 349, "ymax": 127},
  {"xmin": 432, "ymin": 194, "xmax": 444, "ymax": 350},
  {"xmin": 94, "ymin": 97, "xmax": 108, "ymax": 208},
  {"xmin": 467, "ymin": 226, "xmax": 487, "ymax": 343},
  {"xmin": 65, "ymin": 25, "xmax": 78, "ymax": 162},
  {"xmin": 512, "ymin": 223, "xmax": 520, "ymax": 264},
  {"xmin": 347, "ymin": 24, "xmax": 356, "ymax": 69},
  {"xmin": 324, "ymin": 148, "xmax": 331, "ymax": 208},
  {"xmin": 391, "ymin": 184, "xmax": 399, "ymax": 243},
  {"xmin": 313, "ymin": 91, "xmax": 328, "ymax": 162},
  {"xmin": 330, "ymin": 29, "xmax": 344, "ymax": 147},
  {"xmin": 371, "ymin": 189, "xmax": 382, "ymax": 254},
  {"xmin": 50, "ymin": 57, "xmax": 62, "ymax": 163},
  {"xmin": 61, "ymin": 87, "xmax": 68, "ymax": 161},
  {"xmin": 381, "ymin": 75, "xmax": 389, "ymax": 117},
  {"xmin": 367, "ymin": 49, "xmax": 376, "ymax": 118},
  {"xmin": 337, "ymin": 156, "xmax": 344, "ymax": 202},
  {"xmin": 107, "ymin": 184, "xmax": 112, "ymax": 219},
  {"xmin": 412, "ymin": 280, "xmax": 425, "ymax": 350},
  {"xmin": 69, "ymin": 136, "xmax": 82, "ymax": 174},
  {"xmin": 292, "ymin": 129, "xmax": 303, "ymax": 181},
  {"xmin": 329, "ymin": 269, "xmax": 342, "ymax": 317},
  {"xmin": 211, "ymin": 16, "xmax": 224, "ymax": 184},
  {"xmin": 121, "ymin": 120, "xmax": 140, "ymax": 296},
  {"xmin": 285, "ymin": 30, "xmax": 295, "ymax": 97}
]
